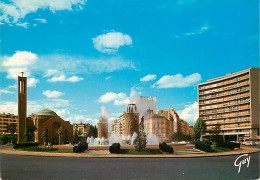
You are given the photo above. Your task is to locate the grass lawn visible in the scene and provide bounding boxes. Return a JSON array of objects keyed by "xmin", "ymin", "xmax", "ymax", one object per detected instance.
[
  {"xmin": 119, "ymin": 149, "xmax": 162, "ymax": 154},
  {"xmin": 211, "ymin": 147, "xmax": 231, "ymax": 152},
  {"xmin": 17, "ymin": 147, "xmax": 73, "ymax": 153},
  {"xmin": 54, "ymin": 149, "xmax": 73, "ymax": 153}
]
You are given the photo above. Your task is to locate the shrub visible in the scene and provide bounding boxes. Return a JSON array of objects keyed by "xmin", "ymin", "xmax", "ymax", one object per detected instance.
[
  {"xmin": 195, "ymin": 141, "xmax": 211, "ymax": 152},
  {"xmin": 13, "ymin": 142, "xmax": 39, "ymax": 149},
  {"xmin": 205, "ymin": 141, "xmax": 213, "ymax": 145},
  {"xmin": 159, "ymin": 142, "xmax": 174, "ymax": 154},
  {"xmin": 73, "ymin": 142, "xmax": 88, "ymax": 153},
  {"xmin": 216, "ymin": 141, "xmax": 240, "ymax": 150},
  {"xmin": 0, "ymin": 134, "xmax": 9, "ymax": 145},
  {"xmin": 234, "ymin": 142, "xmax": 240, "ymax": 149},
  {"xmin": 109, "ymin": 143, "xmax": 121, "ymax": 154}
]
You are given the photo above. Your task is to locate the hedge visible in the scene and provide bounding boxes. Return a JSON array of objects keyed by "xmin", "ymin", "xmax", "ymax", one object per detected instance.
[
  {"xmin": 216, "ymin": 141, "xmax": 240, "ymax": 150},
  {"xmin": 159, "ymin": 142, "xmax": 174, "ymax": 154},
  {"xmin": 13, "ymin": 142, "xmax": 39, "ymax": 149},
  {"xmin": 73, "ymin": 142, "xmax": 88, "ymax": 153},
  {"xmin": 195, "ymin": 141, "xmax": 211, "ymax": 152},
  {"xmin": 109, "ymin": 143, "xmax": 121, "ymax": 154}
]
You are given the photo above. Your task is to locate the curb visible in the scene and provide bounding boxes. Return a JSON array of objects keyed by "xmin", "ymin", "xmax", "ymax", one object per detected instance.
[{"xmin": 0, "ymin": 148, "xmax": 259, "ymax": 159}]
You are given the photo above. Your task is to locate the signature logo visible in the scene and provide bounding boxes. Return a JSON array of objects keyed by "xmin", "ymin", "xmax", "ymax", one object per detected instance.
[{"xmin": 234, "ymin": 154, "xmax": 251, "ymax": 173}]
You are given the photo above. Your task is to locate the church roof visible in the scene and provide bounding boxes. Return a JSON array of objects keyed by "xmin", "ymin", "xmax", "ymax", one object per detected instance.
[{"xmin": 36, "ymin": 109, "xmax": 58, "ymax": 116}]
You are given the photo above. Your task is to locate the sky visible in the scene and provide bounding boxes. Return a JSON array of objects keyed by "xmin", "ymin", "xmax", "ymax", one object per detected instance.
[{"xmin": 0, "ymin": 0, "xmax": 259, "ymax": 125}]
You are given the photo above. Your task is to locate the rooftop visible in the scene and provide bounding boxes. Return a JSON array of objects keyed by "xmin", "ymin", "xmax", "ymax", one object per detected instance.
[{"xmin": 36, "ymin": 109, "xmax": 58, "ymax": 116}]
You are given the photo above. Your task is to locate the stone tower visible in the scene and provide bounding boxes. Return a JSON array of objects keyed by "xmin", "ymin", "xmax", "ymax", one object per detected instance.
[{"xmin": 18, "ymin": 74, "xmax": 27, "ymax": 143}]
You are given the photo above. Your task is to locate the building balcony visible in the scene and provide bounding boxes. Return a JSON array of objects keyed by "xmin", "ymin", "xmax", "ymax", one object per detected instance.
[
  {"xmin": 221, "ymin": 126, "xmax": 251, "ymax": 130},
  {"xmin": 199, "ymin": 87, "xmax": 250, "ymax": 100},
  {"xmin": 199, "ymin": 99, "xmax": 250, "ymax": 110},
  {"xmin": 198, "ymin": 83, "xmax": 249, "ymax": 95},
  {"xmin": 205, "ymin": 118, "xmax": 250, "ymax": 125},
  {"xmin": 199, "ymin": 94, "xmax": 250, "ymax": 105},
  {"xmin": 199, "ymin": 76, "xmax": 249, "ymax": 91},
  {"xmin": 199, "ymin": 107, "xmax": 250, "ymax": 116},
  {"xmin": 202, "ymin": 113, "xmax": 250, "ymax": 121}
]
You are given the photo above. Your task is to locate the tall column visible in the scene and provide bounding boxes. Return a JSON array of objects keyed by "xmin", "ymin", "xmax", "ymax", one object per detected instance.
[{"xmin": 18, "ymin": 75, "xmax": 27, "ymax": 143}]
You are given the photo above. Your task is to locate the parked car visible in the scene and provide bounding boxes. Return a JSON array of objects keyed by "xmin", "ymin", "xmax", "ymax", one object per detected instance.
[
  {"xmin": 178, "ymin": 141, "xmax": 186, "ymax": 145},
  {"xmin": 242, "ymin": 140, "xmax": 256, "ymax": 146}
]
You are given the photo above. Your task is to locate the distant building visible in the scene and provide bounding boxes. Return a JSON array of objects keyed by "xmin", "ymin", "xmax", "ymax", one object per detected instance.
[
  {"xmin": 139, "ymin": 96, "xmax": 157, "ymax": 113},
  {"xmin": 144, "ymin": 110, "xmax": 173, "ymax": 137},
  {"xmin": 73, "ymin": 122, "xmax": 90, "ymax": 137},
  {"xmin": 158, "ymin": 108, "xmax": 178, "ymax": 133},
  {"xmin": 30, "ymin": 109, "xmax": 73, "ymax": 144},
  {"xmin": 0, "ymin": 113, "xmax": 18, "ymax": 134},
  {"xmin": 198, "ymin": 68, "xmax": 259, "ymax": 141},
  {"xmin": 111, "ymin": 104, "xmax": 139, "ymax": 137},
  {"xmin": 179, "ymin": 119, "xmax": 191, "ymax": 135}
]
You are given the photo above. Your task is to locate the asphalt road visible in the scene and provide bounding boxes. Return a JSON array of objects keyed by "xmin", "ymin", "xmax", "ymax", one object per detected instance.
[{"xmin": 0, "ymin": 152, "xmax": 259, "ymax": 180}]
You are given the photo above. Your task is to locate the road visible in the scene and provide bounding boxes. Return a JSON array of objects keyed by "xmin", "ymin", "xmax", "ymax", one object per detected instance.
[{"xmin": 0, "ymin": 152, "xmax": 259, "ymax": 180}]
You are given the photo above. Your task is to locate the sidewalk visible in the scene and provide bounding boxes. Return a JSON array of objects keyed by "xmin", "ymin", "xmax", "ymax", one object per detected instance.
[{"xmin": 0, "ymin": 146, "xmax": 259, "ymax": 158}]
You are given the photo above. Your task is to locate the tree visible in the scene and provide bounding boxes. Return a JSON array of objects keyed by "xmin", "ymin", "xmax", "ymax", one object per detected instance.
[
  {"xmin": 169, "ymin": 132, "xmax": 191, "ymax": 141},
  {"xmin": 57, "ymin": 127, "xmax": 63, "ymax": 145},
  {"xmin": 42, "ymin": 130, "xmax": 48, "ymax": 146},
  {"xmin": 133, "ymin": 116, "xmax": 147, "ymax": 151},
  {"xmin": 0, "ymin": 134, "xmax": 9, "ymax": 144},
  {"xmin": 6, "ymin": 123, "xmax": 17, "ymax": 144},
  {"xmin": 193, "ymin": 118, "xmax": 206, "ymax": 141},
  {"xmin": 73, "ymin": 128, "xmax": 80, "ymax": 144},
  {"xmin": 25, "ymin": 128, "xmax": 34, "ymax": 142},
  {"xmin": 86, "ymin": 125, "xmax": 98, "ymax": 138}
]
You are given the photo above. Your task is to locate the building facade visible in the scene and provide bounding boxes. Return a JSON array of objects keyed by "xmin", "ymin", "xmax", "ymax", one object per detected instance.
[
  {"xmin": 0, "ymin": 113, "xmax": 18, "ymax": 134},
  {"xmin": 111, "ymin": 104, "xmax": 139, "ymax": 137},
  {"xmin": 144, "ymin": 110, "xmax": 173, "ymax": 137},
  {"xmin": 198, "ymin": 68, "xmax": 259, "ymax": 140},
  {"xmin": 73, "ymin": 122, "xmax": 90, "ymax": 137},
  {"xmin": 158, "ymin": 108, "xmax": 178, "ymax": 133},
  {"xmin": 31, "ymin": 109, "xmax": 73, "ymax": 144}
]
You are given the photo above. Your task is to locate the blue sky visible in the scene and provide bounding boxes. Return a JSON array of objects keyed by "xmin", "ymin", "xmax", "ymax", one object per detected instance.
[{"xmin": 0, "ymin": 0, "xmax": 258, "ymax": 125}]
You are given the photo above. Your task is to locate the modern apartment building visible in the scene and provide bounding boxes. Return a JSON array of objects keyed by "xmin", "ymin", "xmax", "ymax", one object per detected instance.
[
  {"xmin": 198, "ymin": 68, "xmax": 259, "ymax": 141},
  {"xmin": 0, "ymin": 113, "xmax": 18, "ymax": 134}
]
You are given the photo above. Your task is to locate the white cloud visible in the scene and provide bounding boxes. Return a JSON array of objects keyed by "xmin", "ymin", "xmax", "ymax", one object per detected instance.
[
  {"xmin": 152, "ymin": 73, "xmax": 201, "ymax": 88},
  {"xmin": 175, "ymin": 24, "xmax": 210, "ymax": 38},
  {"xmin": 114, "ymin": 99, "xmax": 130, "ymax": 106},
  {"xmin": 47, "ymin": 74, "xmax": 83, "ymax": 83},
  {"xmin": 6, "ymin": 67, "xmax": 29, "ymax": 79},
  {"xmin": 105, "ymin": 76, "xmax": 112, "ymax": 80},
  {"xmin": 2, "ymin": 51, "xmax": 38, "ymax": 67},
  {"xmin": 15, "ymin": 22, "xmax": 29, "ymax": 28},
  {"xmin": 8, "ymin": 84, "xmax": 18, "ymax": 88},
  {"xmin": 44, "ymin": 69, "xmax": 63, "ymax": 77},
  {"xmin": 2, "ymin": 51, "xmax": 40, "ymax": 87},
  {"xmin": 179, "ymin": 102, "xmax": 198, "ymax": 124},
  {"xmin": 34, "ymin": 18, "xmax": 47, "ymax": 23},
  {"xmin": 140, "ymin": 74, "xmax": 157, "ymax": 82},
  {"xmin": 36, "ymin": 55, "xmax": 136, "ymax": 74},
  {"xmin": 27, "ymin": 77, "xmax": 39, "ymax": 87},
  {"xmin": 67, "ymin": 76, "xmax": 84, "ymax": 82},
  {"xmin": 0, "ymin": 102, "xmax": 17, "ymax": 114},
  {"xmin": 0, "ymin": 89, "xmax": 14, "ymax": 95},
  {"xmin": 43, "ymin": 90, "xmax": 65, "ymax": 98},
  {"xmin": 98, "ymin": 92, "xmax": 129, "ymax": 106},
  {"xmin": 0, "ymin": 0, "xmax": 87, "ymax": 24},
  {"xmin": 92, "ymin": 31, "xmax": 132, "ymax": 53}
]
